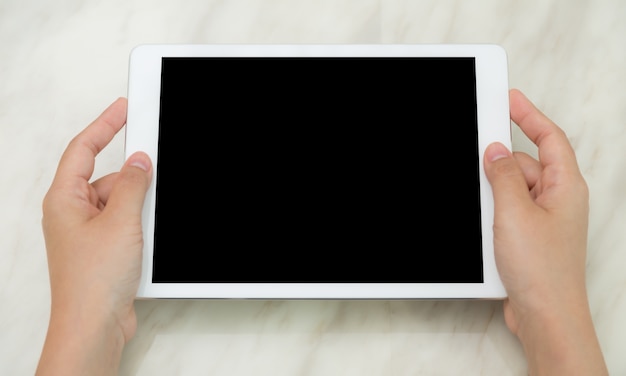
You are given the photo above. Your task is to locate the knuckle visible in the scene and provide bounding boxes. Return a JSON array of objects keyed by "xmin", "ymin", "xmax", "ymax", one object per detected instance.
[{"xmin": 573, "ymin": 175, "xmax": 589, "ymax": 200}]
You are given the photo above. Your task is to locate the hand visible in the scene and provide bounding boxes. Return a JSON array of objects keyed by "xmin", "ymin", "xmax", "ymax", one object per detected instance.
[
  {"xmin": 37, "ymin": 98, "xmax": 152, "ymax": 376},
  {"xmin": 484, "ymin": 89, "xmax": 607, "ymax": 375}
]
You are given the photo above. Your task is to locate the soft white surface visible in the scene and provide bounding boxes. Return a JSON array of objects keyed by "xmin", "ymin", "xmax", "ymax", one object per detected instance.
[{"xmin": 1, "ymin": 1, "xmax": 625, "ymax": 375}]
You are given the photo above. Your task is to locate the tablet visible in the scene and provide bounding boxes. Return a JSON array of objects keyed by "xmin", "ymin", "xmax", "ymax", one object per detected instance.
[{"xmin": 125, "ymin": 44, "xmax": 511, "ymax": 299}]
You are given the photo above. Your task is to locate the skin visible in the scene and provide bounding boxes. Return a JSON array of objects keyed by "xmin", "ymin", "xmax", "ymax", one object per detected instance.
[
  {"xmin": 37, "ymin": 98, "xmax": 151, "ymax": 376},
  {"xmin": 36, "ymin": 90, "xmax": 608, "ymax": 375},
  {"xmin": 484, "ymin": 89, "xmax": 608, "ymax": 375}
]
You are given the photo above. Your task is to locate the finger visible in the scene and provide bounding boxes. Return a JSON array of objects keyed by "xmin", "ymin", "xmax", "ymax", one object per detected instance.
[
  {"xmin": 91, "ymin": 172, "xmax": 118, "ymax": 208},
  {"xmin": 103, "ymin": 152, "xmax": 153, "ymax": 222},
  {"xmin": 509, "ymin": 89, "xmax": 579, "ymax": 172},
  {"xmin": 513, "ymin": 152, "xmax": 542, "ymax": 189},
  {"xmin": 484, "ymin": 142, "xmax": 534, "ymax": 214},
  {"xmin": 54, "ymin": 98, "xmax": 128, "ymax": 183}
]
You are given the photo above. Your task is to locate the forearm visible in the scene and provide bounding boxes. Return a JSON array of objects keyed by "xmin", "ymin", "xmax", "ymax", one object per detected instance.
[{"xmin": 36, "ymin": 302, "xmax": 126, "ymax": 376}]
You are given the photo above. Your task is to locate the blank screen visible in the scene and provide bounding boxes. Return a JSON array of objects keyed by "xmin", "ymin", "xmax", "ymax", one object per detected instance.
[{"xmin": 153, "ymin": 57, "xmax": 483, "ymax": 283}]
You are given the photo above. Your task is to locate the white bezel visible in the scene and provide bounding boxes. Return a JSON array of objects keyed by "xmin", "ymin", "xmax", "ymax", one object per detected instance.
[{"xmin": 126, "ymin": 44, "xmax": 511, "ymax": 299}]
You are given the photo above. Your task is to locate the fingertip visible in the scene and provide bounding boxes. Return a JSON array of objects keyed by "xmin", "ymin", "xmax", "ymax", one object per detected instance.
[
  {"xmin": 113, "ymin": 96, "xmax": 128, "ymax": 106},
  {"xmin": 509, "ymin": 88, "xmax": 523, "ymax": 99},
  {"xmin": 104, "ymin": 97, "xmax": 128, "ymax": 115},
  {"xmin": 483, "ymin": 142, "xmax": 532, "ymax": 212},
  {"xmin": 117, "ymin": 97, "xmax": 128, "ymax": 111},
  {"xmin": 484, "ymin": 143, "xmax": 526, "ymax": 194},
  {"xmin": 485, "ymin": 142, "xmax": 512, "ymax": 163},
  {"xmin": 125, "ymin": 151, "xmax": 152, "ymax": 173},
  {"xmin": 104, "ymin": 152, "xmax": 153, "ymax": 220}
]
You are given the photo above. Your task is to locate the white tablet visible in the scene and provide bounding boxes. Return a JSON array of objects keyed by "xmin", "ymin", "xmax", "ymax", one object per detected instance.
[{"xmin": 125, "ymin": 44, "xmax": 511, "ymax": 299}]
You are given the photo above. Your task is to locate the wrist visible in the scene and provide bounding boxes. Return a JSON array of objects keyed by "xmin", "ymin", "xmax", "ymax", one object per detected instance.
[
  {"xmin": 513, "ymin": 293, "xmax": 608, "ymax": 376},
  {"xmin": 49, "ymin": 278, "xmax": 138, "ymax": 340},
  {"xmin": 36, "ymin": 293, "xmax": 127, "ymax": 376}
]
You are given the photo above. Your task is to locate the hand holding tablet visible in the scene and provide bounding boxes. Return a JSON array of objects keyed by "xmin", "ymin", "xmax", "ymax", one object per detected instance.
[
  {"xmin": 125, "ymin": 43, "xmax": 511, "ymax": 299},
  {"xmin": 39, "ymin": 56, "xmax": 609, "ymax": 373}
]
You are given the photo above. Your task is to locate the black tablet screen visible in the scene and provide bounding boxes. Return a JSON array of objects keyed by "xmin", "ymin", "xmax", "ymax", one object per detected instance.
[{"xmin": 153, "ymin": 57, "xmax": 483, "ymax": 283}]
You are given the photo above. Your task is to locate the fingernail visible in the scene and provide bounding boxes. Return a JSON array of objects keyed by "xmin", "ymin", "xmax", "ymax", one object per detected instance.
[
  {"xmin": 486, "ymin": 142, "xmax": 511, "ymax": 162},
  {"xmin": 127, "ymin": 153, "xmax": 151, "ymax": 172}
]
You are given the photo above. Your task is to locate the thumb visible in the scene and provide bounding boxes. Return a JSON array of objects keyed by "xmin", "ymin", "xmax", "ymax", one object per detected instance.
[
  {"xmin": 484, "ymin": 142, "xmax": 532, "ymax": 213},
  {"xmin": 104, "ymin": 152, "xmax": 153, "ymax": 221}
]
